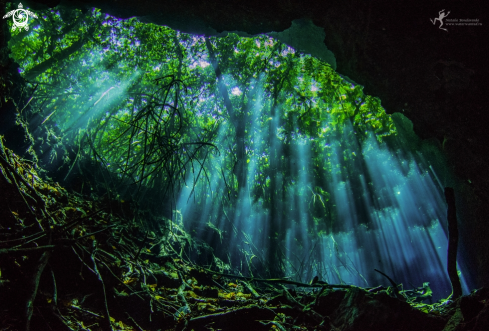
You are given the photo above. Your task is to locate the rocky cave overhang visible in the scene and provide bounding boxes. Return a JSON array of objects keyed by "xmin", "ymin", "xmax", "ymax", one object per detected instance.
[
  {"xmin": 2, "ymin": 0, "xmax": 488, "ymax": 285},
  {"xmin": 1, "ymin": 1, "xmax": 489, "ymax": 330}
]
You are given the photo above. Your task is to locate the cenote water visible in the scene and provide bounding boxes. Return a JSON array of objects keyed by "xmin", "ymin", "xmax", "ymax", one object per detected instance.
[{"xmin": 5, "ymin": 5, "xmax": 474, "ymax": 302}]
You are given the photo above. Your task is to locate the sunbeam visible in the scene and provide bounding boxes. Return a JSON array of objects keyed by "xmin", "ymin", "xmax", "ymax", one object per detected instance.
[{"xmin": 5, "ymin": 7, "xmax": 475, "ymax": 304}]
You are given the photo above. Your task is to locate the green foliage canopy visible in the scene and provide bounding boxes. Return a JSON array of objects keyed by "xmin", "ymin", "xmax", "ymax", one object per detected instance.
[{"xmin": 8, "ymin": 6, "xmax": 396, "ymax": 231}]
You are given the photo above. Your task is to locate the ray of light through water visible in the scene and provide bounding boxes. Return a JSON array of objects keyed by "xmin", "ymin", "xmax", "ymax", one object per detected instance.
[
  {"xmin": 8, "ymin": 9, "xmax": 474, "ymax": 301},
  {"xmin": 176, "ymin": 113, "xmax": 471, "ymax": 301}
]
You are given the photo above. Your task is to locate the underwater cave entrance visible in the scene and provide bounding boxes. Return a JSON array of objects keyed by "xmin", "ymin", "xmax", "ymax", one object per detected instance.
[{"xmin": 3, "ymin": 3, "xmax": 474, "ymax": 301}]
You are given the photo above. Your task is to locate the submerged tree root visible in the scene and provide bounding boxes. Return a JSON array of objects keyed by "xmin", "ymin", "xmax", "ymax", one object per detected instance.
[{"xmin": 1, "ymin": 143, "xmax": 489, "ymax": 331}]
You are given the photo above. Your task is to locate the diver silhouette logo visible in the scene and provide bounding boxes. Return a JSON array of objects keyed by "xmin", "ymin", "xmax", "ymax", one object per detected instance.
[
  {"xmin": 430, "ymin": 9, "xmax": 450, "ymax": 31},
  {"xmin": 3, "ymin": 3, "xmax": 38, "ymax": 32}
]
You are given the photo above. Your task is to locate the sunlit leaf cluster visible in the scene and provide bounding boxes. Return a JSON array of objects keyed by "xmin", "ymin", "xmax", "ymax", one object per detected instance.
[{"xmin": 9, "ymin": 7, "xmax": 397, "ymax": 233}]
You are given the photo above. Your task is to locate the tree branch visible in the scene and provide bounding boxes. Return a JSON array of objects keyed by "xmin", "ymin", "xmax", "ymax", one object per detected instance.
[{"xmin": 445, "ymin": 187, "xmax": 462, "ymax": 299}]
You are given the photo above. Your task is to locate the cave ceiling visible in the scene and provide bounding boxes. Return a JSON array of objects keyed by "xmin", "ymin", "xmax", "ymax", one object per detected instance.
[{"xmin": 5, "ymin": 0, "xmax": 489, "ymax": 202}]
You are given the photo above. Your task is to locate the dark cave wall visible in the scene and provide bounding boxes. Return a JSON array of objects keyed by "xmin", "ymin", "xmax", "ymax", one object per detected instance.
[{"xmin": 2, "ymin": 0, "xmax": 488, "ymax": 287}]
